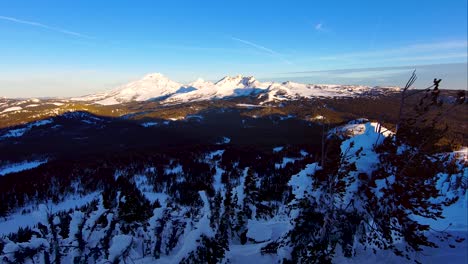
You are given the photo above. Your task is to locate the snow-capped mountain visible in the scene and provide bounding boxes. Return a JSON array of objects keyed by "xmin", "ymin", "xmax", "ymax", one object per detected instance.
[
  {"xmin": 214, "ymin": 75, "xmax": 265, "ymax": 90},
  {"xmin": 188, "ymin": 78, "xmax": 215, "ymax": 90},
  {"xmin": 73, "ymin": 73, "xmax": 184, "ymax": 105},
  {"xmin": 72, "ymin": 73, "xmax": 401, "ymax": 105}
]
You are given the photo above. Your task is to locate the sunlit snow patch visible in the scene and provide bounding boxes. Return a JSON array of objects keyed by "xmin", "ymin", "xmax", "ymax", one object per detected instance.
[
  {"xmin": 453, "ymin": 146, "xmax": 468, "ymax": 162},
  {"xmin": 236, "ymin": 103, "xmax": 264, "ymax": 108},
  {"xmin": 329, "ymin": 119, "xmax": 392, "ymax": 139},
  {"xmin": 96, "ymin": 97, "xmax": 121, "ymax": 105},
  {"xmin": 313, "ymin": 115, "xmax": 325, "ymax": 120},
  {"xmin": 1, "ymin": 106, "xmax": 23, "ymax": 113}
]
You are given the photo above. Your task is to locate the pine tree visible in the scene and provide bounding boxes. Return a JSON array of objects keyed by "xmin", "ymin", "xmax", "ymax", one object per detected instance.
[
  {"xmin": 358, "ymin": 76, "xmax": 466, "ymax": 259},
  {"xmin": 268, "ymin": 74, "xmax": 466, "ymax": 263}
]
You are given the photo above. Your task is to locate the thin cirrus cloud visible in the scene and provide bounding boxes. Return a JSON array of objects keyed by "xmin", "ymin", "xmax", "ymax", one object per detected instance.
[
  {"xmin": 0, "ymin": 15, "xmax": 92, "ymax": 39},
  {"xmin": 318, "ymin": 40, "xmax": 468, "ymax": 61},
  {"xmin": 379, "ymin": 52, "xmax": 468, "ymax": 62},
  {"xmin": 280, "ymin": 63, "xmax": 460, "ymax": 77},
  {"xmin": 314, "ymin": 22, "xmax": 331, "ymax": 33},
  {"xmin": 230, "ymin": 36, "xmax": 292, "ymax": 65},
  {"xmin": 315, "ymin": 23, "xmax": 323, "ymax": 31},
  {"xmin": 275, "ymin": 63, "xmax": 467, "ymax": 90}
]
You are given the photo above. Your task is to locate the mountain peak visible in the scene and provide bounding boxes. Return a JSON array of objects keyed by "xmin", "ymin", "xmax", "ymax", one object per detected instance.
[
  {"xmin": 187, "ymin": 78, "xmax": 215, "ymax": 91},
  {"xmin": 189, "ymin": 78, "xmax": 213, "ymax": 86},
  {"xmin": 77, "ymin": 72, "xmax": 399, "ymax": 106},
  {"xmin": 215, "ymin": 75, "xmax": 258, "ymax": 87},
  {"xmin": 225, "ymin": 74, "xmax": 255, "ymax": 81},
  {"xmin": 93, "ymin": 73, "xmax": 183, "ymax": 104},
  {"xmin": 142, "ymin": 73, "xmax": 169, "ymax": 80}
]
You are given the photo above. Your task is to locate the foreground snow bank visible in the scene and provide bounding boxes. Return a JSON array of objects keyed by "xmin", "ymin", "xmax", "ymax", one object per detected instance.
[{"xmin": 109, "ymin": 235, "xmax": 134, "ymax": 262}]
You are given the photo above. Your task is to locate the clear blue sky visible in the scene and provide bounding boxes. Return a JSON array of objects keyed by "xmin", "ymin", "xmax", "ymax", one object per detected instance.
[{"xmin": 0, "ymin": 0, "xmax": 467, "ymax": 97}]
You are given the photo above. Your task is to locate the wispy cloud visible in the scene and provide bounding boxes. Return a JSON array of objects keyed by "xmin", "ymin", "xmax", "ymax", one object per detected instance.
[
  {"xmin": 0, "ymin": 15, "xmax": 92, "ymax": 39},
  {"xmin": 231, "ymin": 37, "xmax": 281, "ymax": 56},
  {"xmin": 152, "ymin": 43, "xmax": 270, "ymax": 56},
  {"xmin": 408, "ymin": 41, "xmax": 468, "ymax": 50},
  {"xmin": 315, "ymin": 23, "xmax": 323, "ymax": 31},
  {"xmin": 231, "ymin": 36, "xmax": 292, "ymax": 64},
  {"xmin": 319, "ymin": 40, "xmax": 468, "ymax": 61},
  {"xmin": 273, "ymin": 62, "xmax": 467, "ymax": 90},
  {"xmin": 281, "ymin": 63, "xmax": 468, "ymax": 75},
  {"xmin": 380, "ymin": 52, "xmax": 467, "ymax": 62},
  {"xmin": 314, "ymin": 22, "xmax": 331, "ymax": 33},
  {"xmin": 282, "ymin": 65, "xmax": 422, "ymax": 75}
]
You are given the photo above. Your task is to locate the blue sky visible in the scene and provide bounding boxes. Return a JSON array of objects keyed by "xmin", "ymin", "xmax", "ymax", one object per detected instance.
[{"xmin": 0, "ymin": 0, "xmax": 467, "ymax": 97}]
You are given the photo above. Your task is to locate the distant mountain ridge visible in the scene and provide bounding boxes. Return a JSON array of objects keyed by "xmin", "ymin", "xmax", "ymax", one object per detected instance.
[{"xmin": 71, "ymin": 73, "xmax": 401, "ymax": 105}]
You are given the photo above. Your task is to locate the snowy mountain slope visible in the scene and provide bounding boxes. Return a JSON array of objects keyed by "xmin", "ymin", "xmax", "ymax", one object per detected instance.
[
  {"xmin": 168, "ymin": 75, "xmax": 272, "ymax": 102},
  {"xmin": 72, "ymin": 73, "xmax": 185, "ymax": 105},
  {"xmin": 71, "ymin": 73, "xmax": 401, "ymax": 105},
  {"xmin": 213, "ymin": 75, "xmax": 270, "ymax": 96},
  {"xmin": 1, "ymin": 121, "xmax": 465, "ymax": 264}
]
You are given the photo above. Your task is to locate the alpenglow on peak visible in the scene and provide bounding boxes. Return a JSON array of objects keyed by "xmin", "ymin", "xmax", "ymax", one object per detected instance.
[{"xmin": 71, "ymin": 73, "xmax": 400, "ymax": 105}]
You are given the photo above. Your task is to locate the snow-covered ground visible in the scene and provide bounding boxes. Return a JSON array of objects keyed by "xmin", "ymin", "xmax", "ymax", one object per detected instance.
[
  {"xmin": 338, "ymin": 122, "xmax": 467, "ymax": 263},
  {"xmin": 0, "ymin": 159, "xmax": 48, "ymax": 176},
  {"xmin": 226, "ymin": 122, "xmax": 467, "ymax": 264},
  {"xmin": 0, "ymin": 119, "xmax": 53, "ymax": 139},
  {"xmin": 141, "ymin": 121, "xmax": 158, "ymax": 127},
  {"xmin": 217, "ymin": 136, "xmax": 231, "ymax": 144},
  {"xmin": 273, "ymin": 146, "xmax": 284, "ymax": 153},
  {"xmin": 164, "ymin": 164, "xmax": 183, "ymax": 175},
  {"xmin": 138, "ymin": 191, "xmax": 214, "ymax": 264},
  {"xmin": 236, "ymin": 103, "xmax": 264, "ymax": 108},
  {"xmin": 0, "ymin": 106, "xmax": 23, "ymax": 113},
  {"xmin": 134, "ymin": 174, "xmax": 169, "ymax": 204},
  {"xmin": 0, "ymin": 192, "xmax": 99, "ymax": 235},
  {"xmin": 275, "ymin": 157, "xmax": 300, "ymax": 169},
  {"xmin": 0, "ymin": 120, "xmax": 465, "ymax": 263}
]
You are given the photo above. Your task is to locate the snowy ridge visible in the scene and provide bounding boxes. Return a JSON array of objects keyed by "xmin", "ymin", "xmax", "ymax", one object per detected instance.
[
  {"xmin": 0, "ymin": 122, "xmax": 465, "ymax": 263},
  {"xmin": 0, "ymin": 119, "xmax": 53, "ymax": 139},
  {"xmin": 71, "ymin": 73, "xmax": 401, "ymax": 105}
]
